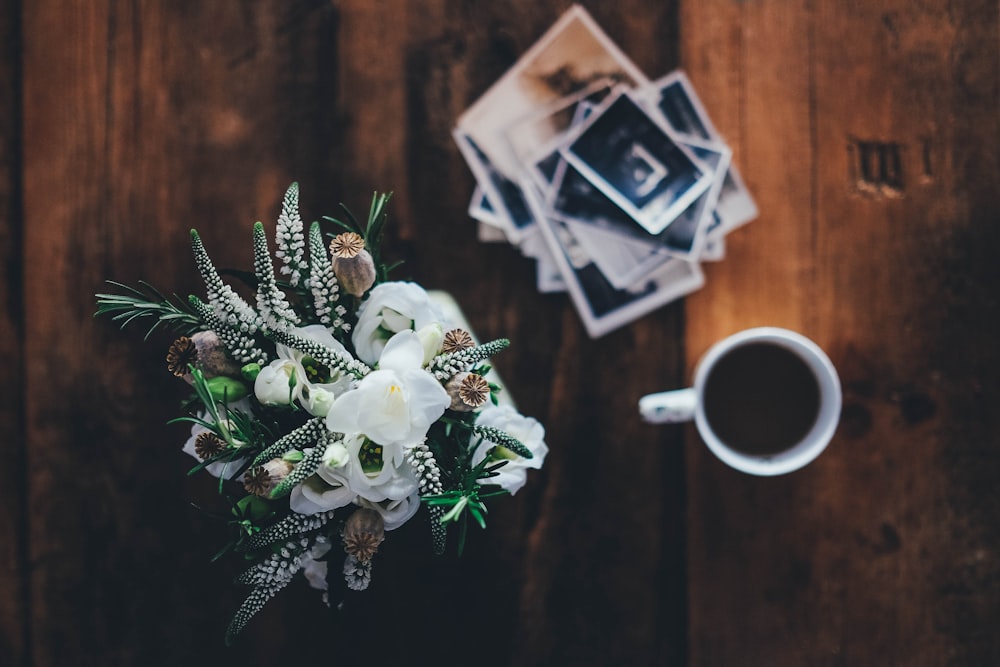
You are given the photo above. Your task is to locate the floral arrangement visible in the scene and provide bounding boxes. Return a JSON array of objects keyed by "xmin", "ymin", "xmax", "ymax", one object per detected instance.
[{"xmin": 95, "ymin": 184, "xmax": 547, "ymax": 644}]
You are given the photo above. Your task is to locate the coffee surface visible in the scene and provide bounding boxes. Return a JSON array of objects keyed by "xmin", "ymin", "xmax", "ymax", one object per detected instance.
[{"xmin": 702, "ymin": 342, "xmax": 821, "ymax": 456}]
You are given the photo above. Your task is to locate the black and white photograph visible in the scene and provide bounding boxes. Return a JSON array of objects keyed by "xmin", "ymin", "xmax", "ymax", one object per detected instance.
[
  {"xmin": 564, "ymin": 218, "xmax": 671, "ymax": 289},
  {"xmin": 560, "ymin": 90, "xmax": 713, "ymax": 235},
  {"xmin": 708, "ymin": 163, "xmax": 759, "ymax": 239},
  {"xmin": 647, "ymin": 70, "xmax": 720, "ymax": 142},
  {"xmin": 521, "ymin": 93, "xmax": 602, "ymax": 197},
  {"xmin": 453, "ymin": 129, "xmax": 536, "ymax": 242},
  {"xmin": 501, "ymin": 78, "xmax": 615, "ymax": 180},
  {"xmin": 519, "ymin": 230, "xmax": 567, "ymax": 293},
  {"xmin": 658, "ymin": 140, "xmax": 732, "ymax": 260},
  {"xmin": 525, "ymin": 181, "xmax": 704, "ymax": 337},
  {"xmin": 547, "ymin": 164, "xmax": 670, "ymax": 287},
  {"xmin": 456, "ymin": 4, "xmax": 649, "ymax": 179}
]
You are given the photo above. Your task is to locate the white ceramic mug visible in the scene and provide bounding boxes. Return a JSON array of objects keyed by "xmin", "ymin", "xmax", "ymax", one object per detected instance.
[{"xmin": 639, "ymin": 327, "xmax": 841, "ymax": 476}]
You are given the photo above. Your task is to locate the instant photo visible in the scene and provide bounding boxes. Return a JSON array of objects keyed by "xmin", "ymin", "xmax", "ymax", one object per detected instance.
[
  {"xmin": 502, "ymin": 79, "xmax": 615, "ymax": 179},
  {"xmin": 561, "ymin": 90, "xmax": 712, "ymax": 235},
  {"xmin": 565, "ymin": 219, "xmax": 671, "ymax": 290},
  {"xmin": 648, "ymin": 70, "xmax": 720, "ymax": 142},
  {"xmin": 524, "ymin": 95, "xmax": 602, "ymax": 200},
  {"xmin": 709, "ymin": 164, "xmax": 758, "ymax": 238},
  {"xmin": 525, "ymin": 181, "xmax": 703, "ymax": 337},
  {"xmin": 453, "ymin": 6, "xmax": 759, "ymax": 334},
  {"xmin": 454, "ymin": 130, "xmax": 536, "ymax": 242},
  {"xmin": 456, "ymin": 5, "xmax": 649, "ymax": 178},
  {"xmin": 658, "ymin": 140, "xmax": 732, "ymax": 260},
  {"xmin": 548, "ymin": 163, "xmax": 673, "ymax": 287}
]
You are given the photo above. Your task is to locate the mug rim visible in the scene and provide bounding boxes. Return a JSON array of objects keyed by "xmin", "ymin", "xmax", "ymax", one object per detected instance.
[{"xmin": 692, "ymin": 327, "xmax": 841, "ymax": 476}]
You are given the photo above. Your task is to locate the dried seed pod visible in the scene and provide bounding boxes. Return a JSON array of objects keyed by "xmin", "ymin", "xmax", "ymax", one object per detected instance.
[
  {"xmin": 330, "ymin": 231, "xmax": 365, "ymax": 258},
  {"xmin": 243, "ymin": 459, "xmax": 294, "ymax": 498},
  {"xmin": 446, "ymin": 372, "xmax": 490, "ymax": 411},
  {"xmin": 342, "ymin": 508, "xmax": 385, "ymax": 562},
  {"xmin": 330, "ymin": 232, "xmax": 376, "ymax": 297},
  {"xmin": 441, "ymin": 328, "xmax": 475, "ymax": 354},
  {"xmin": 194, "ymin": 431, "xmax": 226, "ymax": 460},
  {"xmin": 166, "ymin": 336, "xmax": 197, "ymax": 377},
  {"xmin": 191, "ymin": 330, "xmax": 242, "ymax": 379},
  {"xmin": 170, "ymin": 330, "xmax": 242, "ymax": 383}
]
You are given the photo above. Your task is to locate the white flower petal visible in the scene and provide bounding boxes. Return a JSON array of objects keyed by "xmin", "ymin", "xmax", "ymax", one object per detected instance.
[
  {"xmin": 377, "ymin": 330, "xmax": 425, "ymax": 372},
  {"xmin": 325, "ymin": 388, "xmax": 365, "ymax": 434}
]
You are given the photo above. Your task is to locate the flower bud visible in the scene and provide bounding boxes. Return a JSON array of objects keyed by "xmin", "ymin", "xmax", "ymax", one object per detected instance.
[
  {"xmin": 330, "ymin": 232, "xmax": 377, "ymax": 297},
  {"xmin": 416, "ymin": 322, "xmax": 444, "ymax": 365},
  {"xmin": 241, "ymin": 362, "xmax": 261, "ymax": 382},
  {"xmin": 301, "ymin": 385, "xmax": 335, "ymax": 417},
  {"xmin": 322, "ymin": 441, "xmax": 350, "ymax": 469},
  {"xmin": 206, "ymin": 376, "xmax": 250, "ymax": 402},
  {"xmin": 235, "ymin": 494, "xmax": 274, "ymax": 521},
  {"xmin": 254, "ymin": 360, "xmax": 296, "ymax": 405}
]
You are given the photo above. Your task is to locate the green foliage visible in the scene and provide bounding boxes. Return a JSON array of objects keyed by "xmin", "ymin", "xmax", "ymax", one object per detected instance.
[
  {"xmin": 94, "ymin": 280, "xmax": 203, "ymax": 340},
  {"xmin": 419, "ymin": 414, "xmax": 528, "ymax": 555}
]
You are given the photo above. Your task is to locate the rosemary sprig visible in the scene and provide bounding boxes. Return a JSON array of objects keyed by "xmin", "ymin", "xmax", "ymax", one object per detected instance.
[{"xmin": 94, "ymin": 280, "xmax": 202, "ymax": 340}]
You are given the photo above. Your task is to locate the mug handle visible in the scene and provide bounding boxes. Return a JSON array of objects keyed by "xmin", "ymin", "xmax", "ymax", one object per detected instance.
[{"xmin": 639, "ymin": 388, "xmax": 697, "ymax": 424}]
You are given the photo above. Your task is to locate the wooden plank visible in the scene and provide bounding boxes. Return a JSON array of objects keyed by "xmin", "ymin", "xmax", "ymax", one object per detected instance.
[
  {"xmin": 683, "ymin": 0, "xmax": 1000, "ymax": 664},
  {"xmin": 0, "ymin": 2, "xmax": 27, "ymax": 666},
  {"xmin": 20, "ymin": 2, "xmax": 348, "ymax": 665},
  {"xmin": 20, "ymin": 1, "xmax": 692, "ymax": 664},
  {"xmin": 334, "ymin": 2, "xmax": 690, "ymax": 664}
]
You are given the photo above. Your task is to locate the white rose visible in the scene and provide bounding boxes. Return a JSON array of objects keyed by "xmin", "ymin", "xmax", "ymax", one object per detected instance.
[
  {"xmin": 300, "ymin": 385, "xmax": 336, "ymax": 417},
  {"xmin": 254, "ymin": 359, "xmax": 297, "ymax": 405},
  {"xmin": 325, "ymin": 330, "xmax": 450, "ymax": 466},
  {"xmin": 471, "ymin": 404, "xmax": 548, "ymax": 495},
  {"xmin": 352, "ymin": 282, "xmax": 448, "ymax": 365}
]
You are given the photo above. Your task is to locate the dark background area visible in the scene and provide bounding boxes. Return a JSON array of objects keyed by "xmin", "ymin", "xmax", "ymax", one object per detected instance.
[{"xmin": 1, "ymin": 1, "xmax": 997, "ymax": 665}]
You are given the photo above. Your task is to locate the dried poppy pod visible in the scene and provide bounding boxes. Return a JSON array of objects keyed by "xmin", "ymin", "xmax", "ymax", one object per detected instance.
[
  {"xmin": 446, "ymin": 372, "xmax": 491, "ymax": 411},
  {"xmin": 191, "ymin": 330, "xmax": 242, "ymax": 378},
  {"xmin": 167, "ymin": 330, "xmax": 242, "ymax": 382},
  {"xmin": 243, "ymin": 459, "xmax": 293, "ymax": 498},
  {"xmin": 166, "ymin": 336, "xmax": 197, "ymax": 377},
  {"xmin": 330, "ymin": 232, "xmax": 376, "ymax": 297},
  {"xmin": 441, "ymin": 328, "xmax": 475, "ymax": 354},
  {"xmin": 342, "ymin": 507, "xmax": 385, "ymax": 562},
  {"xmin": 194, "ymin": 431, "xmax": 226, "ymax": 460}
]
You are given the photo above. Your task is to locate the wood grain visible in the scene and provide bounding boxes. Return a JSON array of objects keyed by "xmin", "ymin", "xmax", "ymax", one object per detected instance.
[
  {"xmin": 682, "ymin": 1, "xmax": 1000, "ymax": 664},
  {"xmin": 9, "ymin": 0, "xmax": 1000, "ymax": 665},
  {"xmin": 21, "ymin": 2, "xmax": 343, "ymax": 665},
  {"xmin": 0, "ymin": 2, "xmax": 27, "ymax": 666}
]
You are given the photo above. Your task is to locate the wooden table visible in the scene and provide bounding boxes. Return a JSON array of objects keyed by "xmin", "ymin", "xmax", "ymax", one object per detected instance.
[{"xmin": 2, "ymin": 1, "xmax": 997, "ymax": 665}]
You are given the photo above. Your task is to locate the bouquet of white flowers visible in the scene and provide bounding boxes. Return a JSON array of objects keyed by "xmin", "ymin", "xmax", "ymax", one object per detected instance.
[{"xmin": 96, "ymin": 184, "xmax": 547, "ymax": 644}]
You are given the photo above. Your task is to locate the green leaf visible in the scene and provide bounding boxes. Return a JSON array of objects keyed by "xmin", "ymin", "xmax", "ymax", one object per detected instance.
[{"xmin": 94, "ymin": 280, "xmax": 202, "ymax": 340}]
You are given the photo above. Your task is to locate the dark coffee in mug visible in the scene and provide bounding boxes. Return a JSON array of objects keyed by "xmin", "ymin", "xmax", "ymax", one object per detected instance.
[{"xmin": 702, "ymin": 342, "xmax": 821, "ymax": 456}]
